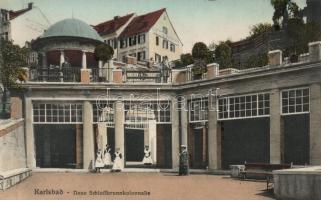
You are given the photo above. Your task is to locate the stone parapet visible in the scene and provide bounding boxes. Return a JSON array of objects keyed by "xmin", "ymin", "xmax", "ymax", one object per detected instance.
[{"xmin": 268, "ymin": 50, "xmax": 282, "ymax": 66}]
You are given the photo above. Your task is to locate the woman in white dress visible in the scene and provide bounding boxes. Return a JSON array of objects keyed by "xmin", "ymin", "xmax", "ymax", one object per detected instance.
[
  {"xmin": 142, "ymin": 146, "xmax": 153, "ymax": 165},
  {"xmin": 95, "ymin": 149, "xmax": 104, "ymax": 172},
  {"xmin": 103, "ymin": 144, "xmax": 112, "ymax": 167},
  {"xmin": 112, "ymin": 148, "xmax": 123, "ymax": 172}
]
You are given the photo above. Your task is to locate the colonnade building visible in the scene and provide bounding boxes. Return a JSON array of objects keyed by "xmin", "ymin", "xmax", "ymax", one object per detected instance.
[{"xmin": 11, "ymin": 18, "xmax": 321, "ymax": 171}]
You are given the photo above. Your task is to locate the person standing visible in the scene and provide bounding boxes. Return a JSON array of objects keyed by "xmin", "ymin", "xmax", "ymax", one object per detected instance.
[
  {"xmin": 95, "ymin": 149, "xmax": 104, "ymax": 173},
  {"xmin": 179, "ymin": 145, "xmax": 189, "ymax": 176},
  {"xmin": 112, "ymin": 148, "xmax": 123, "ymax": 172},
  {"xmin": 103, "ymin": 144, "xmax": 112, "ymax": 167},
  {"xmin": 142, "ymin": 146, "xmax": 153, "ymax": 165}
]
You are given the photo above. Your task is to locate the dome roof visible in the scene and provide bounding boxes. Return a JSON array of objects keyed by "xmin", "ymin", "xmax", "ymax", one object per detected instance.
[{"xmin": 41, "ymin": 18, "xmax": 103, "ymax": 42}]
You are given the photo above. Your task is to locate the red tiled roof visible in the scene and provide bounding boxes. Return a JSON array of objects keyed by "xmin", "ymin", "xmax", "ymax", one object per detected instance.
[
  {"xmin": 8, "ymin": 4, "xmax": 33, "ymax": 20},
  {"xmin": 93, "ymin": 13, "xmax": 135, "ymax": 36},
  {"xmin": 119, "ymin": 8, "xmax": 166, "ymax": 38}
]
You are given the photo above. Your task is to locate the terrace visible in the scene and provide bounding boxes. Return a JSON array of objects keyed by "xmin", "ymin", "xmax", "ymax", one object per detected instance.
[{"xmin": 24, "ymin": 41, "xmax": 321, "ymax": 85}]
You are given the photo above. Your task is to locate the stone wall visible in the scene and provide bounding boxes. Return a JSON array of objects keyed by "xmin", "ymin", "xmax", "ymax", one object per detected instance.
[{"xmin": 0, "ymin": 119, "xmax": 26, "ymax": 172}]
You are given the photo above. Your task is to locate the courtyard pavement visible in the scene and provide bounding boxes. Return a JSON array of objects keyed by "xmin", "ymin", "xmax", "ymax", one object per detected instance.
[{"xmin": 0, "ymin": 172, "xmax": 275, "ymax": 200}]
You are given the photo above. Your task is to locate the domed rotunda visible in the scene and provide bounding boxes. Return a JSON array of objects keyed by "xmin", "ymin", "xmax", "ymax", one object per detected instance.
[{"xmin": 32, "ymin": 18, "xmax": 105, "ymax": 82}]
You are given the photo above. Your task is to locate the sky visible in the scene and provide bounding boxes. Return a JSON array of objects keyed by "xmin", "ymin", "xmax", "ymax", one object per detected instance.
[{"xmin": 0, "ymin": 0, "xmax": 307, "ymax": 53}]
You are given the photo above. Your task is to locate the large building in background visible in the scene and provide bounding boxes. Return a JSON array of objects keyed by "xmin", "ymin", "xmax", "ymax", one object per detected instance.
[
  {"xmin": 0, "ymin": 3, "xmax": 49, "ymax": 47},
  {"xmin": 94, "ymin": 8, "xmax": 183, "ymax": 63}
]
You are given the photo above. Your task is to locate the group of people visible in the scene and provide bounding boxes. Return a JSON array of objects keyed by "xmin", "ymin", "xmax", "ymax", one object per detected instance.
[
  {"xmin": 94, "ymin": 144, "xmax": 189, "ymax": 176},
  {"xmin": 95, "ymin": 145, "xmax": 123, "ymax": 172}
]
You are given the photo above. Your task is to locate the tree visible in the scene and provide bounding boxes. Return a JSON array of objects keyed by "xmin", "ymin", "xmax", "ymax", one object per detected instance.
[
  {"xmin": 214, "ymin": 41, "xmax": 232, "ymax": 69},
  {"xmin": 270, "ymin": 0, "xmax": 300, "ymax": 28},
  {"xmin": 0, "ymin": 39, "xmax": 28, "ymax": 88},
  {"xmin": 191, "ymin": 42, "xmax": 212, "ymax": 77},
  {"xmin": 250, "ymin": 23, "xmax": 272, "ymax": 37},
  {"xmin": 180, "ymin": 53, "xmax": 194, "ymax": 66},
  {"xmin": 94, "ymin": 44, "xmax": 114, "ymax": 63},
  {"xmin": 0, "ymin": 38, "xmax": 28, "ymax": 117},
  {"xmin": 192, "ymin": 42, "xmax": 209, "ymax": 60}
]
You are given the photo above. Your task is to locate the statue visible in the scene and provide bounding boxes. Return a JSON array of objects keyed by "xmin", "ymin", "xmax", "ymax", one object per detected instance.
[
  {"xmin": 142, "ymin": 146, "xmax": 153, "ymax": 165},
  {"xmin": 103, "ymin": 144, "xmax": 112, "ymax": 167},
  {"xmin": 112, "ymin": 148, "xmax": 123, "ymax": 172},
  {"xmin": 179, "ymin": 145, "xmax": 189, "ymax": 176},
  {"xmin": 95, "ymin": 149, "xmax": 104, "ymax": 172}
]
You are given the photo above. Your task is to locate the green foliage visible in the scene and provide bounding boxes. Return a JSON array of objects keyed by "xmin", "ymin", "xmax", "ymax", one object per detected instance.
[
  {"xmin": 244, "ymin": 54, "xmax": 268, "ymax": 69},
  {"xmin": 94, "ymin": 44, "xmax": 114, "ymax": 62},
  {"xmin": 180, "ymin": 53, "xmax": 194, "ymax": 66},
  {"xmin": 214, "ymin": 41, "xmax": 232, "ymax": 69},
  {"xmin": 250, "ymin": 23, "xmax": 272, "ymax": 37},
  {"xmin": 270, "ymin": 0, "xmax": 300, "ymax": 27},
  {"xmin": 285, "ymin": 19, "xmax": 321, "ymax": 57},
  {"xmin": 192, "ymin": 42, "xmax": 209, "ymax": 60},
  {"xmin": 0, "ymin": 39, "xmax": 28, "ymax": 89}
]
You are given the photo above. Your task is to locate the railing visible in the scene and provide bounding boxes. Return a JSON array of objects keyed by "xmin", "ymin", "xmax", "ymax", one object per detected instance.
[
  {"xmin": 124, "ymin": 70, "xmax": 172, "ymax": 83},
  {"xmin": 29, "ymin": 67, "xmax": 81, "ymax": 82},
  {"xmin": 91, "ymin": 68, "xmax": 112, "ymax": 82}
]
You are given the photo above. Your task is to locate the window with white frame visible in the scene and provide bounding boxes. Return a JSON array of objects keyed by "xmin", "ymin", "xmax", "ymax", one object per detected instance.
[
  {"xmin": 33, "ymin": 103, "xmax": 83, "ymax": 123},
  {"xmin": 124, "ymin": 101, "xmax": 171, "ymax": 124},
  {"xmin": 93, "ymin": 102, "xmax": 114, "ymax": 125},
  {"xmin": 281, "ymin": 88, "xmax": 309, "ymax": 115},
  {"xmin": 189, "ymin": 98, "xmax": 208, "ymax": 123},
  {"xmin": 218, "ymin": 93, "xmax": 270, "ymax": 120}
]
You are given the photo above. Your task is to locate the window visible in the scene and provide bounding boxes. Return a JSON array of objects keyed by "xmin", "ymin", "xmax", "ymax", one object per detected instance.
[
  {"xmin": 120, "ymin": 38, "xmax": 127, "ymax": 48},
  {"xmin": 170, "ymin": 43, "xmax": 175, "ymax": 52},
  {"xmin": 129, "ymin": 36, "xmax": 137, "ymax": 46},
  {"xmin": 137, "ymin": 51, "xmax": 146, "ymax": 61},
  {"xmin": 33, "ymin": 103, "xmax": 83, "ymax": 123},
  {"xmin": 281, "ymin": 88, "xmax": 309, "ymax": 115},
  {"xmin": 163, "ymin": 40, "xmax": 168, "ymax": 49},
  {"xmin": 113, "ymin": 38, "xmax": 117, "ymax": 49},
  {"xmin": 138, "ymin": 34, "xmax": 145, "ymax": 44},
  {"xmin": 189, "ymin": 98, "xmax": 208, "ymax": 123},
  {"xmin": 93, "ymin": 102, "xmax": 114, "ymax": 127},
  {"xmin": 218, "ymin": 93, "xmax": 270, "ymax": 120},
  {"xmin": 155, "ymin": 54, "xmax": 161, "ymax": 63},
  {"xmin": 163, "ymin": 26, "xmax": 168, "ymax": 34},
  {"xmin": 156, "ymin": 36, "xmax": 159, "ymax": 46}
]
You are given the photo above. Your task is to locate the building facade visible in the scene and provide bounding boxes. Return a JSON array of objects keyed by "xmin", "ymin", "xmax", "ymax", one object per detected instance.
[
  {"xmin": 0, "ymin": 3, "xmax": 49, "ymax": 47},
  {"xmin": 94, "ymin": 8, "xmax": 183, "ymax": 63},
  {"xmin": 9, "ymin": 17, "xmax": 321, "ymax": 172}
]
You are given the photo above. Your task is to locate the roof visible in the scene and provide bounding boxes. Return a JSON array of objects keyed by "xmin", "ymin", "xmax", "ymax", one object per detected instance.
[
  {"xmin": 93, "ymin": 13, "xmax": 134, "ymax": 36},
  {"xmin": 9, "ymin": 3, "xmax": 33, "ymax": 20},
  {"xmin": 119, "ymin": 8, "xmax": 166, "ymax": 38},
  {"xmin": 40, "ymin": 18, "xmax": 103, "ymax": 42}
]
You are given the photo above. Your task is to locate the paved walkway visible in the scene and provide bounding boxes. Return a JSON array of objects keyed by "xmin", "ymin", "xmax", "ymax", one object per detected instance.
[{"xmin": 0, "ymin": 172, "xmax": 275, "ymax": 200}]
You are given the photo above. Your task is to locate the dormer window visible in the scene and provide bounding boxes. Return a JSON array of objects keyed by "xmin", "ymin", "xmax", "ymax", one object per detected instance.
[{"xmin": 163, "ymin": 26, "xmax": 168, "ymax": 34}]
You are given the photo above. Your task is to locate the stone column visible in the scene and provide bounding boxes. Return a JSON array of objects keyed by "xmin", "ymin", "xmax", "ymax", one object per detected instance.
[
  {"xmin": 98, "ymin": 122, "xmax": 107, "ymax": 150},
  {"xmin": 270, "ymin": 88, "xmax": 282, "ymax": 164},
  {"xmin": 60, "ymin": 50, "xmax": 65, "ymax": 67},
  {"xmin": 310, "ymin": 83, "xmax": 321, "ymax": 165},
  {"xmin": 114, "ymin": 101, "xmax": 124, "ymax": 168},
  {"xmin": 82, "ymin": 51, "xmax": 87, "ymax": 69},
  {"xmin": 83, "ymin": 101, "xmax": 95, "ymax": 170},
  {"xmin": 149, "ymin": 120, "xmax": 157, "ymax": 163},
  {"xmin": 42, "ymin": 52, "xmax": 47, "ymax": 68},
  {"xmin": 208, "ymin": 95, "xmax": 221, "ymax": 170},
  {"xmin": 309, "ymin": 41, "xmax": 321, "ymax": 62},
  {"xmin": 75, "ymin": 124, "xmax": 83, "ymax": 169},
  {"xmin": 171, "ymin": 97, "xmax": 180, "ymax": 169},
  {"xmin": 25, "ymin": 98, "xmax": 36, "ymax": 168},
  {"xmin": 180, "ymin": 98, "xmax": 188, "ymax": 146}
]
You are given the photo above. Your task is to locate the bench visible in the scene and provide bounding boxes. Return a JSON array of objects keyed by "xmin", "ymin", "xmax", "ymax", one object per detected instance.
[
  {"xmin": 240, "ymin": 163, "xmax": 292, "ymax": 189},
  {"xmin": 0, "ymin": 168, "xmax": 32, "ymax": 191}
]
